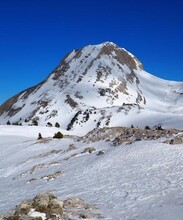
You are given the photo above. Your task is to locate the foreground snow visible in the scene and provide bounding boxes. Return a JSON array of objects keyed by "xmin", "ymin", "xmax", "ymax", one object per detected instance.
[{"xmin": 1, "ymin": 126, "xmax": 183, "ymax": 219}]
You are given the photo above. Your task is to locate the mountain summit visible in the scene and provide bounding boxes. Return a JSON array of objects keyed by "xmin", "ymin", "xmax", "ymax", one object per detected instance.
[{"xmin": 0, "ymin": 42, "xmax": 183, "ymax": 133}]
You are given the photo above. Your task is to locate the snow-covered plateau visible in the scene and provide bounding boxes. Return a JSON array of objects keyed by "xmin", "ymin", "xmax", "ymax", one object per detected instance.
[{"xmin": 1, "ymin": 125, "xmax": 183, "ymax": 220}]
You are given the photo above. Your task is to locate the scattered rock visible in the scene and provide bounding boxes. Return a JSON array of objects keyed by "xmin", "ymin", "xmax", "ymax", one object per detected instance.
[
  {"xmin": 97, "ymin": 150, "xmax": 105, "ymax": 156},
  {"xmin": 30, "ymin": 161, "xmax": 59, "ymax": 174},
  {"xmin": 63, "ymin": 197, "xmax": 103, "ymax": 219},
  {"xmin": 164, "ymin": 135, "xmax": 183, "ymax": 145},
  {"xmin": 81, "ymin": 147, "xmax": 96, "ymax": 154},
  {"xmin": 26, "ymin": 171, "xmax": 63, "ymax": 184},
  {"xmin": 27, "ymin": 178, "xmax": 38, "ymax": 184},
  {"xmin": 66, "ymin": 144, "xmax": 76, "ymax": 152},
  {"xmin": 64, "ymin": 153, "xmax": 79, "ymax": 161},
  {"xmin": 41, "ymin": 171, "xmax": 63, "ymax": 181},
  {"xmin": 79, "ymin": 213, "xmax": 92, "ymax": 219}
]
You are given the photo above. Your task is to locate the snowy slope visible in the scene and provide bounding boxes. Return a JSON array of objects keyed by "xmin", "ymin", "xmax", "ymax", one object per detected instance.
[
  {"xmin": 0, "ymin": 42, "xmax": 183, "ymax": 134},
  {"xmin": 1, "ymin": 125, "xmax": 183, "ymax": 220}
]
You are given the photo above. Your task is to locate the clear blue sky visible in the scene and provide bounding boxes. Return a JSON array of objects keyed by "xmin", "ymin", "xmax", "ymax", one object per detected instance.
[{"xmin": 0, "ymin": 0, "xmax": 183, "ymax": 104}]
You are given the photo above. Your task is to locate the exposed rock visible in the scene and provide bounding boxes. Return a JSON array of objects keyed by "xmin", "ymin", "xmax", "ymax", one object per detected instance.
[
  {"xmin": 64, "ymin": 153, "xmax": 79, "ymax": 161},
  {"xmin": 67, "ymin": 111, "xmax": 82, "ymax": 131},
  {"xmin": 66, "ymin": 144, "xmax": 76, "ymax": 152},
  {"xmin": 5, "ymin": 214, "xmax": 43, "ymax": 220},
  {"xmin": 65, "ymin": 95, "xmax": 78, "ymax": 109},
  {"xmin": 164, "ymin": 135, "xmax": 183, "ymax": 145},
  {"xmin": 47, "ymin": 198, "xmax": 63, "ymax": 215},
  {"xmin": 15, "ymin": 200, "xmax": 33, "ymax": 215},
  {"xmin": 41, "ymin": 171, "xmax": 63, "ymax": 182},
  {"xmin": 26, "ymin": 178, "xmax": 38, "ymax": 184},
  {"xmin": 81, "ymin": 147, "xmax": 96, "ymax": 154},
  {"xmin": 0, "ymin": 85, "xmax": 38, "ymax": 117},
  {"xmin": 78, "ymin": 126, "xmax": 182, "ymax": 146},
  {"xmin": 97, "ymin": 150, "xmax": 105, "ymax": 156},
  {"xmin": 39, "ymin": 150, "xmax": 64, "ymax": 157},
  {"xmin": 63, "ymin": 197, "xmax": 103, "ymax": 219},
  {"xmin": 30, "ymin": 162, "xmax": 59, "ymax": 175},
  {"xmin": 100, "ymin": 42, "xmax": 143, "ymax": 70},
  {"xmin": 33, "ymin": 194, "xmax": 52, "ymax": 213},
  {"xmin": 63, "ymin": 198, "xmax": 86, "ymax": 208},
  {"xmin": 13, "ymin": 162, "xmax": 58, "ymax": 180},
  {"xmin": 1, "ymin": 193, "xmax": 103, "ymax": 220},
  {"xmin": 79, "ymin": 213, "xmax": 92, "ymax": 219}
]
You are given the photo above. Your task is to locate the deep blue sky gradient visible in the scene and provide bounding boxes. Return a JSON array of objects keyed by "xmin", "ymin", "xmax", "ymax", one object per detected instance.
[{"xmin": 0, "ymin": 0, "xmax": 183, "ymax": 103}]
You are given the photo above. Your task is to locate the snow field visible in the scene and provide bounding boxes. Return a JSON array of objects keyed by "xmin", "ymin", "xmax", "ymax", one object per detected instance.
[{"xmin": 1, "ymin": 126, "xmax": 183, "ymax": 219}]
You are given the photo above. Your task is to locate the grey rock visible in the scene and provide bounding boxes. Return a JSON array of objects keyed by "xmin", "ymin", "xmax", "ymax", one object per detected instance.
[{"xmin": 97, "ymin": 150, "xmax": 105, "ymax": 156}]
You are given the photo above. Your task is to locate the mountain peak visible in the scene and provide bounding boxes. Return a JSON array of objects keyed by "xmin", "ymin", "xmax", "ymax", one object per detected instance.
[
  {"xmin": 1, "ymin": 42, "xmax": 183, "ymax": 132},
  {"xmin": 95, "ymin": 41, "xmax": 118, "ymax": 48},
  {"xmin": 89, "ymin": 41, "xmax": 143, "ymax": 70}
]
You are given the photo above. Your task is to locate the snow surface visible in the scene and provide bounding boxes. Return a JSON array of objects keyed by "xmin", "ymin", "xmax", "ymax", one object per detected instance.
[
  {"xmin": 28, "ymin": 209, "xmax": 46, "ymax": 220},
  {"xmin": 1, "ymin": 125, "xmax": 183, "ymax": 220}
]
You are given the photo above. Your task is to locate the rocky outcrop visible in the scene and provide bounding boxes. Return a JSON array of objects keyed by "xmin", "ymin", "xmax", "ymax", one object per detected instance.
[
  {"xmin": 164, "ymin": 134, "xmax": 183, "ymax": 145},
  {"xmin": 0, "ymin": 85, "xmax": 39, "ymax": 117},
  {"xmin": 78, "ymin": 126, "xmax": 182, "ymax": 145},
  {"xmin": 99, "ymin": 42, "xmax": 143, "ymax": 70},
  {"xmin": 1, "ymin": 193, "xmax": 103, "ymax": 220}
]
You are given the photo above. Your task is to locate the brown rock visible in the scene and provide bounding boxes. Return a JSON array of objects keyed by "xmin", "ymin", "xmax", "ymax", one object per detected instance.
[
  {"xmin": 81, "ymin": 147, "xmax": 96, "ymax": 154},
  {"xmin": 48, "ymin": 198, "xmax": 63, "ymax": 215}
]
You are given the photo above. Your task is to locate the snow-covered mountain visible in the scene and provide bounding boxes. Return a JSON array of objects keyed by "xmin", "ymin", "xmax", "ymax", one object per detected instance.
[
  {"xmin": 1, "ymin": 42, "xmax": 183, "ymax": 133},
  {"xmin": 1, "ymin": 42, "xmax": 183, "ymax": 219}
]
